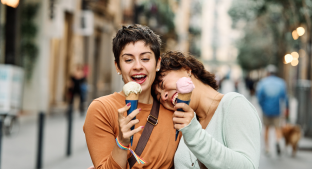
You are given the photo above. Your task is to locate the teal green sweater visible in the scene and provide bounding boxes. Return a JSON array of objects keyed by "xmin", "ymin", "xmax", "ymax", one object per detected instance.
[{"xmin": 174, "ymin": 92, "xmax": 262, "ymax": 169}]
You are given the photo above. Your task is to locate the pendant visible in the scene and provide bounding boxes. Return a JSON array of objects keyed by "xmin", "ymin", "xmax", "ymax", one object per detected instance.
[{"xmin": 192, "ymin": 163, "xmax": 194, "ymax": 166}]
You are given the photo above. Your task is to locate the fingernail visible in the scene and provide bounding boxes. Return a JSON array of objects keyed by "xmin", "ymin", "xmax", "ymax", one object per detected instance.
[
  {"xmin": 138, "ymin": 108, "xmax": 141, "ymax": 111},
  {"xmin": 141, "ymin": 126, "xmax": 144, "ymax": 129},
  {"xmin": 127, "ymin": 103, "xmax": 131, "ymax": 106}
]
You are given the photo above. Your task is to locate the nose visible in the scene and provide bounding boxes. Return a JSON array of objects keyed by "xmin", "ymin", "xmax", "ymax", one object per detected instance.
[
  {"xmin": 161, "ymin": 91, "xmax": 169, "ymax": 101},
  {"xmin": 133, "ymin": 59, "xmax": 143, "ymax": 70}
]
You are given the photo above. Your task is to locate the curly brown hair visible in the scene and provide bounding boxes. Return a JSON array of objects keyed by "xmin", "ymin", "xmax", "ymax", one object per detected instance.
[{"xmin": 152, "ymin": 51, "xmax": 218, "ymax": 98}]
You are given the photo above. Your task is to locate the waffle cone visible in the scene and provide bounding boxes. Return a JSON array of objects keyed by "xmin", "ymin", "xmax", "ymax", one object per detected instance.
[
  {"xmin": 126, "ymin": 92, "xmax": 139, "ymax": 100},
  {"xmin": 177, "ymin": 92, "xmax": 192, "ymax": 101}
]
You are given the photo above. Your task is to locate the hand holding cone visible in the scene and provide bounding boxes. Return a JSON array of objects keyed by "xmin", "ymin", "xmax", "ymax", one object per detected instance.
[
  {"xmin": 123, "ymin": 82, "xmax": 142, "ymax": 146},
  {"xmin": 175, "ymin": 77, "xmax": 195, "ymax": 140}
]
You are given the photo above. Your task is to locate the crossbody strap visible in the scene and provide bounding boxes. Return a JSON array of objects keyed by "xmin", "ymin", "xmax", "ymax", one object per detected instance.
[{"xmin": 128, "ymin": 98, "xmax": 160, "ymax": 168}]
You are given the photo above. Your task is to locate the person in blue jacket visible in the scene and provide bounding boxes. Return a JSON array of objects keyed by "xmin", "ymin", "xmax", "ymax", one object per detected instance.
[{"xmin": 256, "ymin": 64, "xmax": 289, "ymax": 155}]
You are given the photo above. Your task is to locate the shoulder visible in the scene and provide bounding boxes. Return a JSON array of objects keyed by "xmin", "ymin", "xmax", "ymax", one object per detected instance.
[
  {"xmin": 221, "ymin": 92, "xmax": 256, "ymax": 112},
  {"xmin": 87, "ymin": 93, "xmax": 125, "ymax": 120},
  {"xmin": 154, "ymin": 102, "xmax": 174, "ymax": 120},
  {"xmin": 94, "ymin": 92, "xmax": 125, "ymax": 105},
  {"xmin": 220, "ymin": 92, "xmax": 261, "ymax": 129},
  {"xmin": 275, "ymin": 76, "xmax": 286, "ymax": 85},
  {"xmin": 219, "ymin": 92, "xmax": 246, "ymax": 107},
  {"xmin": 259, "ymin": 77, "xmax": 271, "ymax": 84},
  {"xmin": 220, "ymin": 93, "xmax": 259, "ymax": 120},
  {"xmin": 84, "ymin": 93, "xmax": 125, "ymax": 133},
  {"xmin": 95, "ymin": 93, "xmax": 125, "ymax": 109},
  {"xmin": 159, "ymin": 103, "xmax": 173, "ymax": 113}
]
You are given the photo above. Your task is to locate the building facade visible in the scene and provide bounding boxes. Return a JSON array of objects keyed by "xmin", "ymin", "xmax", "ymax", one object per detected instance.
[{"xmin": 1, "ymin": 0, "xmax": 125, "ymax": 115}]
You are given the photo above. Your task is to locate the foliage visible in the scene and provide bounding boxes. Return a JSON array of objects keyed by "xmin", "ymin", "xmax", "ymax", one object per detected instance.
[
  {"xmin": 134, "ymin": 0, "xmax": 177, "ymax": 53},
  {"xmin": 229, "ymin": 0, "xmax": 312, "ymax": 73},
  {"xmin": 236, "ymin": 25, "xmax": 273, "ymax": 70},
  {"xmin": 141, "ymin": 0, "xmax": 176, "ymax": 35},
  {"xmin": 20, "ymin": 3, "xmax": 39, "ymax": 81}
]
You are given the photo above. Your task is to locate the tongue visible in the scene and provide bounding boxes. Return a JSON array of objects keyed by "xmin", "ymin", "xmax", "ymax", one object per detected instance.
[
  {"xmin": 134, "ymin": 77, "xmax": 145, "ymax": 82},
  {"xmin": 134, "ymin": 77, "xmax": 144, "ymax": 81}
]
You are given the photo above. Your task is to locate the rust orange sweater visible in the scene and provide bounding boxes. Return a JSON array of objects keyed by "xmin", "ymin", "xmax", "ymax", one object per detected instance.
[{"xmin": 83, "ymin": 92, "xmax": 180, "ymax": 169}]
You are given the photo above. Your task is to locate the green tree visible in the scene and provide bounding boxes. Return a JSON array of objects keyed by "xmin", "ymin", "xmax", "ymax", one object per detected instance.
[{"xmin": 229, "ymin": 0, "xmax": 312, "ymax": 79}]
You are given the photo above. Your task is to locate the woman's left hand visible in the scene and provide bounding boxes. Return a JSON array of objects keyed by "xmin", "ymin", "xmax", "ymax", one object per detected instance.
[{"xmin": 173, "ymin": 103, "xmax": 194, "ymax": 130}]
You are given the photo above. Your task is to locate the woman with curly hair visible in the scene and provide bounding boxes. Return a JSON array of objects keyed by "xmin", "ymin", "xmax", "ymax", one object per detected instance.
[{"xmin": 153, "ymin": 51, "xmax": 261, "ymax": 169}]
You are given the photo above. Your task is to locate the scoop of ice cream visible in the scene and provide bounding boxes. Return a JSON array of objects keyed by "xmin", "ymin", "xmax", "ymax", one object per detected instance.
[
  {"xmin": 123, "ymin": 82, "xmax": 142, "ymax": 97},
  {"xmin": 176, "ymin": 77, "xmax": 195, "ymax": 94}
]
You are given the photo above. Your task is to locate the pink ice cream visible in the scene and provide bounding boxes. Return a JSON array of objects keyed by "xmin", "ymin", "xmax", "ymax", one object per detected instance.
[{"xmin": 176, "ymin": 77, "xmax": 195, "ymax": 93}]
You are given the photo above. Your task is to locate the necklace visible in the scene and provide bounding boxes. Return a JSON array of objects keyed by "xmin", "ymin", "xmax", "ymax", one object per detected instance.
[{"xmin": 189, "ymin": 92, "xmax": 219, "ymax": 167}]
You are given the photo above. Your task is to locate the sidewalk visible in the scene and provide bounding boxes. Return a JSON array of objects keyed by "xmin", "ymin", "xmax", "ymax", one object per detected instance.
[
  {"xmin": 259, "ymin": 132, "xmax": 312, "ymax": 169},
  {"xmin": 248, "ymin": 94, "xmax": 312, "ymax": 169},
  {"xmin": 2, "ymin": 111, "xmax": 92, "ymax": 169}
]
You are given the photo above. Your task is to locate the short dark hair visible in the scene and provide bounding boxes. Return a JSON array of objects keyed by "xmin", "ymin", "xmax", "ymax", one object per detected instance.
[
  {"xmin": 152, "ymin": 51, "xmax": 218, "ymax": 99},
  {"xmin": 112, "ymin": 24, "xmax": 162, "ymax": 69}
]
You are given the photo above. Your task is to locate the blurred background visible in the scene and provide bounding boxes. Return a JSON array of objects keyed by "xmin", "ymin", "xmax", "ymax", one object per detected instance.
[{"xmin": 0, "ymin": 0, "xmax": 311, "ymax": 169}]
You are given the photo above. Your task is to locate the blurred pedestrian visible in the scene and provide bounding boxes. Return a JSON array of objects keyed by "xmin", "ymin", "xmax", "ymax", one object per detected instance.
[
  {"xmin": 245, "ymin": 74, "xmax": 255, "ymax": 96},
  {"xmin": 256, "ymin": 64, "xmax": 289, "ymax": 155},
  {"xmin": 68, "ymin": 64, "xmax": 87, "ymax": 116},
  {"xmin": 220, "ymin": 73, "xmax": 235, "ymax": 94},
  {"xmin": 234, "ymin": 78, "xmax": 239, "ymax": 93}
]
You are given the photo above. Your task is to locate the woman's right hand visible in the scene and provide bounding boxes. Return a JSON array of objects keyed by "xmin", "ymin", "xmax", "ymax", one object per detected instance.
[
  {"xmin": 117, "ymin": 103, "xmax": 143, "ymax": 145},
  {"xmin": 173, "ymin": 103, "xmax": 195, "ymax": 130}
]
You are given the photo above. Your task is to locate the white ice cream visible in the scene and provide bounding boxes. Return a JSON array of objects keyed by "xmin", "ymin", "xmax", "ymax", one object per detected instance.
[{"xmin": 123, "ymin": 82, "xmax": 142, "ymax": 97}]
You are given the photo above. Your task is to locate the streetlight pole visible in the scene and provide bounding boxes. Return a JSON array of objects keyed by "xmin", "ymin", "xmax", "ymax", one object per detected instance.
[
  {"xmin": 0, "ymin": 4, "xmax": 3, "ymax": 169},
  {"xmin": 0, "ymin": 114, "xmax": 7, "ymax": 169}
]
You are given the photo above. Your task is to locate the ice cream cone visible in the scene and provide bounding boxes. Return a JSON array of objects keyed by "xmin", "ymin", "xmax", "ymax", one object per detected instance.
[
  {"xmin": 175, "ymin": 77, "xmax": 195, "ymax": 141},
  {"xmin": 177, "ymin": 92, "xmax": 192, "ymax": 101},
  {"xmin": 126, "ymin": 92, "xmax": 139, "ymax": 100},
  {"xmin": 123, "ymin": 82, "xmax": 142, "ymax": 146}
]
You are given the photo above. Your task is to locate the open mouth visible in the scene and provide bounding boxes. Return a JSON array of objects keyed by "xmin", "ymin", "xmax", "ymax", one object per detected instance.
[
  {"xmin": 171, "ymin": 92, "xmax": 178, "ymax": 106},
  {"xmin": 131, "ymin": 74, "xmax": 147, "ymax": 84}
]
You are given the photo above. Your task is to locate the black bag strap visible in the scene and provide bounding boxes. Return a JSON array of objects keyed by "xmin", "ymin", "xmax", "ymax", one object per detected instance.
[{"xmin": 128, "ymin": 98, "xmax": 160, "ymax": 168}]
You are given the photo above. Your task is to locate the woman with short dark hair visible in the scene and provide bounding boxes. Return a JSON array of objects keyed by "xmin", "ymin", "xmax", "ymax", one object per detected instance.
[{"xmin": 84, "ymin": 25, "xmax": 180, "ymax": 169}]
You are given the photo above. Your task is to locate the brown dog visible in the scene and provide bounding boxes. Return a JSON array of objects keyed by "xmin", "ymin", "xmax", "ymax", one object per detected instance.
[{"xmin": 281, "ymin": 124, "xmax": 301, "ymax": 157}]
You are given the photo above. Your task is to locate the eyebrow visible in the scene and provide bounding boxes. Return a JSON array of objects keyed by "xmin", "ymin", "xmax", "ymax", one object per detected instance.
[{"xmin": 121, "ymin": 52, "xmax": 152, "ymax": 57}]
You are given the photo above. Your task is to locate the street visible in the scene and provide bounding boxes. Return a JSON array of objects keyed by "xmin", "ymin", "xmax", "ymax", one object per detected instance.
[
  {"xmin": 1, "ymin": 93, "xmax": 312, "ymax": 169},
  {"xmin": 2, "ymin": 112, "xmax": 92, "ymax": 169}
]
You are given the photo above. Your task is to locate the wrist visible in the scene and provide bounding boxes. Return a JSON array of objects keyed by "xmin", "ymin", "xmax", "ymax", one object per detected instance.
[
  {"xmin": 115, "ymin": 137, "xmax": 146, "ymax": 165},
  {"xmin": 116, "ymin": 137, "xmax": 130, "ymax": 151},
  {"xmin": 119, "ymin": 138, "xmax": 130, "ymax": 147}
]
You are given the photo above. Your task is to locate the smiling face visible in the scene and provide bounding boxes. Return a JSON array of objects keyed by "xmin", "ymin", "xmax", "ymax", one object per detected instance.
[
  {"xmin": 115, "ymin": 41, "xmax": 160, "ymax": 94},
  {"xmin": 155, "ymin": 69, "xmax": 191, "ymax": 111}
]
